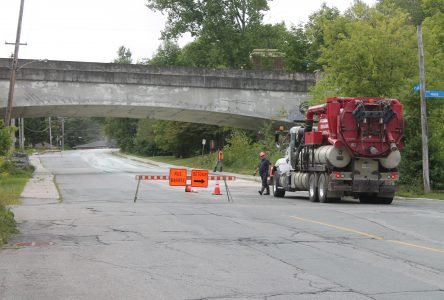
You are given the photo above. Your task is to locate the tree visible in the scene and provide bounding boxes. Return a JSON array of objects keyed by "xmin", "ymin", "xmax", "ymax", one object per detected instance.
[
  {"xmin": 64, "ymin": 118, "xmax": 103, "ymax": 148},
  {"xmin": 282, "ymin": 25, "xmax": 311, "ymax": 72},
  {"xmin": 377, "ymin": 0, "xmax": 444, "ymax": 25},
  {"xmin": 146, "ymin": 0, "xmax": 269, "ymax": 39},
  {"xmin": 311, "ymin": 3, "xmax": 417, "ymax": 100},
  {"xmin": 153, "ymin": 121, "xmax": 228, "ymax": 157},
  {"xmin": 103, "ymin": 118, "xmax": 138, "ymax": 152},
  {"xmin": 304, "ymin": 4, "xmax": 340, "ymax": 71},
  {"xmin": 103, "ymin": 46, "xmax": 139, "ymax": 152},
  {"xmin": 133, "ymin": 119, "xmax": 161, "ymax": 156},
  {"xmin": 0, "ymin": 121, "xmax": 12, "ymax": 156},
  {"xmin": 146, "ymin": 0, "xmax": 271, "ymax": 69},
  {"xmin": 23, "ymin": 118, "xmax": 48, "ymax": 146},
  {"xmin": 113, "ymin": 46, "xmax": 133, "ymax": 64},
  {"xmin": 142, "ymin": 40, "xmax": 184, "ymax": 66}
]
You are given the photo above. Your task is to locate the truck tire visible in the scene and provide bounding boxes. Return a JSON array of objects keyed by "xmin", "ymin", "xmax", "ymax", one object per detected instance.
[
  {"xmin": 377, "ymin": 197, "xmax": 394, "ymax": 204},
  {"xmin": 376, "ymin": 193, "xmax": 394, "ymax": 204},
  {"xmin": 317, "ymin": 173, "xmax": 330, "ymax": 203},
  {"xmin": 273, "ymin": 173, "xmax": 286, "ymax": 198},
  {"xmin": 359, "ymin": 193, "xmax": 394, "ymax": 204},
  {"xmin": 308, "ymin": 173, "xmax": 319, "ymax": 202},
  {"xmin": 359, "ymin": 193, "xmax": 374, "ymax": 203}
]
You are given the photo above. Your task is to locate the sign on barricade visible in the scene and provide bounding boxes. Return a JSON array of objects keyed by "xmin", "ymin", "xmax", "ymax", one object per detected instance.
[
  {"xmin": 133, "ymin": 168, "xmax": 235, "ymax": 203},
  {"xmin": 191, "ymin": 169, "xmax": 208, "ymax": 188},
  {"xmin": 169, "ymin": 168, "xmax": 187, "ymax": 186}
]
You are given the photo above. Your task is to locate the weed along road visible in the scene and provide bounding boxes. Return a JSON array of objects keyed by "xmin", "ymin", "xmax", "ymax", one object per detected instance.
[{"xmin": 0, "ymin": 149, "xmax": 444, "ymax": 299}]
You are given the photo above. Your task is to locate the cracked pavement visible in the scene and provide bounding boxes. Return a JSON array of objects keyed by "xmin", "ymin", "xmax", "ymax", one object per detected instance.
[{"xmin": 0, "ymin": 149, "xmax": 444, "ymax": 299}]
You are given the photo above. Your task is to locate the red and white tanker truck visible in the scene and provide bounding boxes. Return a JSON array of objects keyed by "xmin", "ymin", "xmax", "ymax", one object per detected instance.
[{"xmin": 272, "ymin": 97, "xmax": 404, "ymax": 204}]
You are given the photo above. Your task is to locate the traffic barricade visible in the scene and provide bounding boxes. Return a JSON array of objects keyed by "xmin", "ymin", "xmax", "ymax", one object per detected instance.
[{"xmin": 134, "ymin": 169, "xmax": 235, "ymax": 203}]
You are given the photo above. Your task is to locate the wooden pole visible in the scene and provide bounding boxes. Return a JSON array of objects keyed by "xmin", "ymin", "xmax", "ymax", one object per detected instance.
[
  {"xmin": 4, "ymin": 0, "xmax": 25, "ymax": 126},
  {"xmin": 417, "ymin": 25, "xmax": 431, "ymax": 193}
]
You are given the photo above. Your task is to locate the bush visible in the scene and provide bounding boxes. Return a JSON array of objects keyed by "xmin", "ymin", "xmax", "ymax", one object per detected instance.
[
  {"xmin": 0, "ymin": 121, "xmax": 13, "ymax": 156},
  {"xmin": 0, "ymin": 160, "xmax": 34, "ymax": 175},
  {"xmin": 0, "ymin": 204, "xmax": 17, "ymax": 247}
]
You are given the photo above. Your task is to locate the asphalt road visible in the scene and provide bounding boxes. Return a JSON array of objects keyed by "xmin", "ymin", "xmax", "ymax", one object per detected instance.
[{"xmin": 1, "ymin": 149, "xmax": 444, "ymax": 300}]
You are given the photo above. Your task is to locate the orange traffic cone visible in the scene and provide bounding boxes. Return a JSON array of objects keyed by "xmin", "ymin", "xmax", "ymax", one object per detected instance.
[
  {"xmin": 185, "ymin": 185, "xmax": 192, "ymax": 192},
  {"xmin": 212, "ymin": 183, "xmax": 222, "ymax": 195}
]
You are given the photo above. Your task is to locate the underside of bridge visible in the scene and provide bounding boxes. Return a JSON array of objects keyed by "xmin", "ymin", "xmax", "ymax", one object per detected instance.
[
  {"xmin": 0, "ymin": 58, "xmax": 315, "ymax": 130},
  {"xmin": 3, "ymin": 104, "xmax": 296, "ymax": 130}
]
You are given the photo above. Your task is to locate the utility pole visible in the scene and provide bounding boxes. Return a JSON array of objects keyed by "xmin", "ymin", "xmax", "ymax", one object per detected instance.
[
  {"xmin": 417, "ymin": 25, "xmax": 431, "ymax": 193},
  {"xmin": 21, "ymin": 117, "xmax": 25, "ymax": 149},
  {"xmin": 49, "ymin": 117, "xmax": 53, "ymax": 148},
  {"xmin": 60, "ymin": 117, "xmax": 65, "ymax": 151},
  {"xmin": 17, "ymin": 117, "xmax": 25, "ymax": 150},
  {"xmin": 4, "ymin": 0, "xmax": 26, "ymax": 126}
]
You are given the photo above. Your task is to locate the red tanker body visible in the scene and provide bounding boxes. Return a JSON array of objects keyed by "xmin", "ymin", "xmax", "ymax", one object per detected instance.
[{"xmin": 272, "ymin": 97, "xmax": 404, "ymax": 204}]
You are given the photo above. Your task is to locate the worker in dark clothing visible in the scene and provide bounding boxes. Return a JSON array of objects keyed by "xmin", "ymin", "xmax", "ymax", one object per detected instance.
[{"xmin": 254, "ymin": 151, "xmax": 271, "ymax": 195}]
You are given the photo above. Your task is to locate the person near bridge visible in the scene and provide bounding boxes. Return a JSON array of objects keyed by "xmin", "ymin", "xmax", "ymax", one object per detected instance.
[
  {"xmin": 213, "ymin": 148, "xmax": 224, "ymax": 172},
  {"xmin": 254, "ymin": 151, "xmax": 270, "ymax": 195}
]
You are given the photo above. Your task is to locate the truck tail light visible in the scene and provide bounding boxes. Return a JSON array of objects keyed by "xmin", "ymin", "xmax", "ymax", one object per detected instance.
[
  {"xmin": 389, "ymin": 172, "xmax": 399, "ymax": 180},
  {"xmin": 332, "ymin": 172, "xmax": 345, "ymax": 179}
]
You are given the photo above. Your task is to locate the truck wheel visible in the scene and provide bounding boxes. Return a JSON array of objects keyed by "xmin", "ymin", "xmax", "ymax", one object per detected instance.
[
  {"xmin": 376, "ymin": 197, "xmax": 394, "ymax": 204},
  {"xmin": 359, "ymin": 193, "xmax": 374, "ymax": 204},
  {"xmin": 318, "ymin": 173, "xmax": 330, "ymax": 203},
  {"xmin": 376, "ymin": 193, "xmax": 394, "ymax": 204},
  {"xmin": 273, "ymin": 173, "xmax": 286, "ymax": 198},
  {"xmin": 308, "ymin": 173, "xmax": 319, "ymax": 202}
]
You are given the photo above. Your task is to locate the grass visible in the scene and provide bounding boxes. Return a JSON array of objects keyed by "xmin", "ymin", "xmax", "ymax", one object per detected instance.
[
  {"xmin": 147, "ymin": 154, "xmax": 256, "ymax": 175},
  {"xmin": 397, "ymin": 186, "xmax": 444, "ymax": 200},
  {"xmin": 0, "ymin": 204, "xmax": 17, "ymax": 247},
  {"xmin": 0, "ymin": 158, "xmax": 34, "ymax": 247},
  {"xmin": 0, "ymin": 173, "xmax": 31, "ymax": 205}
]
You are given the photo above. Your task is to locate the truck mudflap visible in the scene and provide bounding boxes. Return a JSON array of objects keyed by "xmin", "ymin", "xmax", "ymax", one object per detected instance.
[
  {"xmin": 328, "ymin": 180, "xmax": 398, "ymax": 194},
  {"xmin": 329, "ymin": 180, "xmax": 398, "ymax": 193}
]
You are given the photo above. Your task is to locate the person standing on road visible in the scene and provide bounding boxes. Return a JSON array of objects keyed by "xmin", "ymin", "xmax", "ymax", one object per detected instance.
[
  {"xmin": 254, "ymin": 151, "xmax": 270, "ymax": 195},
  {"xmin": 213, "ymin": 148, "xmax": 224, "ymax": 172}
]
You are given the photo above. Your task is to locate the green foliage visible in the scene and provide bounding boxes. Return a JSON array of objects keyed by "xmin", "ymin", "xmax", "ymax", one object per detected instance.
[
  {"xmin": 223, "ymin": 129, "xmax": 259, "ymax": 171},
  {"xmin": 304, "ymin": 4, "xmax": 341, "ymax": 71},
  {"xmin": 217, "ymin": 122, "xmax": 281, "ymax": 173},
  {"xmin": 64, "ymin": 118, "xmax": 103, "ymax": 148},
  {"xmin": 146, "ymin": 0, "xmax": 269, "ymax": 39},
  {"xmin": 113, "ymin": 45, "xmax": 133, "ymax": 64},
  {"xmin": 22, "ymin": 117, "xmax": 102, "ymax": 148},
  {"xmin": 23, "ymin": 117, "xmax": 48, "ymax": 146},
  {"xmin": 153, "ymin": 120, "xmax": 228, "ymax": 157},
  {"xmin": 146, "ymin": 0, "xmax": 282, "ymax": 69},
  {"xmin": 0, "ymin": 121, "xmax": 13, "ymax": 156},
  {"xmin": 0, "ymin": 158, "xmax": 32, "ymax": 247},
  {"xmin": 377, "ymin": 0, "xmax": 444, "ymax": 25},
  {"xmin": 312, "ymin": 3, "xmax": 417, "ymax": 100},
  {"xmin": 132, "ymin": 119, "xmax": 162, "ymax": 156},
  {"xmin": 142, "ymin": 40, "xmax": 184, "ymax": 66},
  {"xmin": 0, "ymin": 204, "xmax": 17, "ymax": 247},
  {"xmin": 283, "ymin": 25, "xmax": 311, "ymax": 72},
  {"xmin": 148, "ymin": 122, "xmax": 283, "ymax": 174},
  {"xmin": 103, "ymin": 118, "xmax": 138, "ymax": 152}
]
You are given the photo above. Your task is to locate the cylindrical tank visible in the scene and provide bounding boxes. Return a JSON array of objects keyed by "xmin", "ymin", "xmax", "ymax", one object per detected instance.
[
  {"xmin": 313, "ymin": 145, "xmax": 351, "ymax": 168},
  {"xmin": 292, "ymin": 172, "xmax": 309, "ymax": 190},
  {"xmin": 379, "ymin": 150, "xmax": 401, "ymax": 169}
]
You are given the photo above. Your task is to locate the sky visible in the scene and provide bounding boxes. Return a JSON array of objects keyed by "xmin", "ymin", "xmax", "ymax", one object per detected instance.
[{"xmin": 0, "ymin": 0, "xmax": 377, "ymax": 63}]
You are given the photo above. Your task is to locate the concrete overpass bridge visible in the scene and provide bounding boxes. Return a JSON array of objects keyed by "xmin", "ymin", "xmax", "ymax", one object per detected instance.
[{"xmin": 0, "ymin": 58, "xmax": 315, "ymax": 130}]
